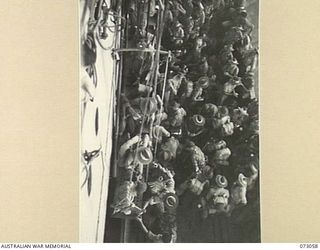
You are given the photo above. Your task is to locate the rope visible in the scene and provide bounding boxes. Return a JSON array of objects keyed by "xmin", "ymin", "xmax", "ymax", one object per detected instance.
[
  {"xmin": 130, "ymin": 5, "xmax": 163, "ymax": 163},
  {"xmin": 112, "ymin": 0, "xmax": 125, "ymax": 178},
  {"xmin": 113, "ymin": 47, "xmax": 169, "ymax": 54},
  {"xmin": 146, "ymin": 0, "xmax": 151, "ymax": 39},
  {"xmin": 154, "ymin": 52, "xmax": 170, "ymax": 155},
  {"xmin": 127, "ymin": 1, "xmax": 167, "ymax": 179},
  {"xmin": 148, "ymin": 0, "xmax": 166, "ymax": 155},
  {"xmin": 134, "ymin": 2, "xmax": 166, "ymax": 160},
  {"xmin": 151, "ymin": 2, "xmax": 165, "ymax": 99}
]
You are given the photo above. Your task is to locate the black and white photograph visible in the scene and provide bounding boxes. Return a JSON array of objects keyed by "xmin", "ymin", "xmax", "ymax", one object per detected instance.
[{"xmin": 80, "ymin": 0, "xmax": 260, "ymax": 243}]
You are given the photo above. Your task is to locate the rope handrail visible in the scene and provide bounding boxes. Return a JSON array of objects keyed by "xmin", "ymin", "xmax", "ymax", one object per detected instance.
[{"xmin": 113, "ymin": 47, "xmax": 170, "ymax": 55}]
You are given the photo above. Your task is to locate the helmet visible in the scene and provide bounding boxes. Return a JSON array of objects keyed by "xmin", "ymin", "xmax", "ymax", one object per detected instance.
[
  {"xmin": 136, "ymin": 147, "xmax": 154, "ymax": 165},
  {"xmin": 163, "ymin": 192, "xmax": 179, "ymax": 211},
  {"xmin": 215, "ymin": 175, "xmax": 228, "ymax": 188}
]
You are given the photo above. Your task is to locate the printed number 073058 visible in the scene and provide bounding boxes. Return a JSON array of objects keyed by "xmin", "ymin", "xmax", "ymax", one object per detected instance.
[{"xmin": 300, "ymin": 244, "xmax": 318, "ymax": 248}]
